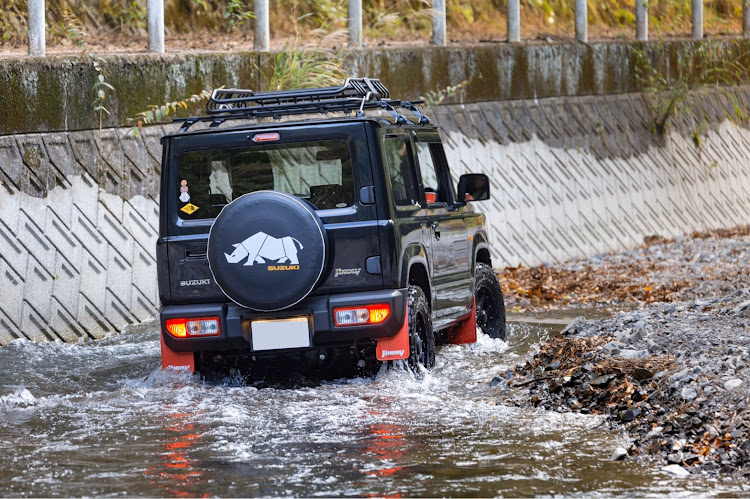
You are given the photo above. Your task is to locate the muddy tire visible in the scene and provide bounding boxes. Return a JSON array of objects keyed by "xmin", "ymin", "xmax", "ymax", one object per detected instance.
[
  {"xmin": 407, "ymin": 285, "xmax": 436, "ymax": 371},
  {"xmin": 475, "ymin": 263, "xmax": 506, "ymax": 340}
]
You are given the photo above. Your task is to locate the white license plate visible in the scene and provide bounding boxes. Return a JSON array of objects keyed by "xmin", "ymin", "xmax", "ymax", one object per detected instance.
[{"xmin": 251, "ymin": 317, "xmax": 311, "ymax": 351}]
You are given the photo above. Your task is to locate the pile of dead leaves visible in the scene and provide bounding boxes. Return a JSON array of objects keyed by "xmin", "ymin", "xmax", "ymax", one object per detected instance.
[
  {"xmin": 497, "ymin": 226, "xmax": 750, "ymax": 309},
  {"xmin": 498, "ymin": 262, "xmax": 693, "ymax": 308}
]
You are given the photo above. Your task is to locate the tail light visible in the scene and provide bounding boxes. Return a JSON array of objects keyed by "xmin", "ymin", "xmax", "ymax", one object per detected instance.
[
  {"xmin": 165, "ymin": 317, "xmax": 221, "ymax": 338},
  {"xmin": 334, "ymin": 304, "xmax": 390, "ymax": 326}
]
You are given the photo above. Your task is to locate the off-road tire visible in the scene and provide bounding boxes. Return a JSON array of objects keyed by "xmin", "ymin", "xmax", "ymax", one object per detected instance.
[
  {"xmin": 407, "ymin": 285, "xmax": 436, "ymax": 371},
  {"xmin": 475, "ymin": 263, "xmax": 506, "ymax": 340}
]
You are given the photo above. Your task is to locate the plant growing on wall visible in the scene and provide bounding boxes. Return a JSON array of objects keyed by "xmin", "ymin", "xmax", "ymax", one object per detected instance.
[
  {"xmin": 419, "ymin": 78, "xmax": 472, "ymax": 110},
  {"xmin": 129, "ymin": 89, "xmax": 213, "ymax": 137},
  {"xmin": 633, "ymin": 40, "xmax": 750, "ymax": 138}
]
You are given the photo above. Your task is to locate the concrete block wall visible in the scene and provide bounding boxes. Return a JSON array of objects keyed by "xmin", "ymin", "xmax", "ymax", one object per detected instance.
[
  {"xmin": 0, "ymin": 126, "xmax": 166, "ymax": 345},
  {"xmin": 433, "ymin": 87, "xmax": 750, "ymax": 267},
  {"xmin": 1, "ymin": 87, "xmax": 749, "ymax": 344}
]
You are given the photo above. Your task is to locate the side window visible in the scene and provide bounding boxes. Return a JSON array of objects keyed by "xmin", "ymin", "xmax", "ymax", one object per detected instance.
[
  {"xmin": 415, "ymin": 138, "xmax": 451, "ymax": 205},
  {"xmin": 415, "ymin": 142, "xmax": 439, "ymax": 194},
  {"xmin": 383, "ymin": 136, "xmax": 418, "ymax": 207}
]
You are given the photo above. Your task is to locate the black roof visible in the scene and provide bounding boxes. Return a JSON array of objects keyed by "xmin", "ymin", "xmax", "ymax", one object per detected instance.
[{"xmin": 172, "ymin": 77, "xmax": 430, "ymax": 134}]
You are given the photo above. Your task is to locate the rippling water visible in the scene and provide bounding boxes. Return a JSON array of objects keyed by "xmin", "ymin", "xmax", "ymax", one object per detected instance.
[{"xmin": 0, "ymin": 315, "xmax": 742, "ymax": 496}]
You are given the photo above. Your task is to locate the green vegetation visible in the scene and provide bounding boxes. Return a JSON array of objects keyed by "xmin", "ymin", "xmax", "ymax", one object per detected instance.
[
  {"xmin": 0, "ymin": 0, "xmax": 744, "ymax": 47},
  {"xmin": 634, "ymin": 40, "xmax": 750, "ymax": 136}
]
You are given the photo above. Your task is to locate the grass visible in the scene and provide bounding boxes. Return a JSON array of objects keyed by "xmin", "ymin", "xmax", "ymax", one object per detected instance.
[{"xmin": 0, "ymin": 0, "xmax": 745, "ymax": 48}]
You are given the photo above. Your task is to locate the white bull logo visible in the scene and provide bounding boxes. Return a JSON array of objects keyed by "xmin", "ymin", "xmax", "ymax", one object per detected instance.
[{"xmin": 224, "ymin": 231, "xmax": 304, "ymax": 266}]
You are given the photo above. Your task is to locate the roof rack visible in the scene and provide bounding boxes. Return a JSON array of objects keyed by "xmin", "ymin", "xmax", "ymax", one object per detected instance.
[{"xmin": 174, "ymin": 77, "xmax": 430, "ymax": 132}]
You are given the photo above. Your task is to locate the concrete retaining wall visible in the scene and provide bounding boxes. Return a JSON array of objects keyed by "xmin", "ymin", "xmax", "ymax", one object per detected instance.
[
  {"xmin": 3, "ymin": 39, "xmax": 750, "ymax": 135},
  {"xmin": 1, "ymin": 86, "xmax": 749, "ymax": 344},
  {"xmin": 433, "ymin": 87, "xmax": 750, "ymax": 267}
]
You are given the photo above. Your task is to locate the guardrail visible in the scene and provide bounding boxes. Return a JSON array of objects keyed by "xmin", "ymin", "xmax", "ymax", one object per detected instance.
[{"xmin": 21, "ymin": 0, "xmax": 750, "ymax": 57}]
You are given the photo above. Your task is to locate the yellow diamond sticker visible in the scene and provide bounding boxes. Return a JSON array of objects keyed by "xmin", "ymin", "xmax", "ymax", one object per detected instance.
[{"xmin": 180, "ymin": 203, "xmax": 199, "ymax": 215}]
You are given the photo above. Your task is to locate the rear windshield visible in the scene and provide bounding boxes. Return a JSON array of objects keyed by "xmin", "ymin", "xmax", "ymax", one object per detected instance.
[{"xmin": 176, "ymin": 139, "xmax": 354, "ymax": 219}]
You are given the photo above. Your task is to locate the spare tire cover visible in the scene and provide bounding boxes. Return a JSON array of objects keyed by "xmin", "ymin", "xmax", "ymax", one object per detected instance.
[{"xmin": 208, "ymin": 191, "xmax": 327, "ymax": 312}]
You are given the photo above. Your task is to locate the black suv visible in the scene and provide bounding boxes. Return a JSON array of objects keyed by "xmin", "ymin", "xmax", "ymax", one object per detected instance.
[{"xmin": 157, "ymin": 78, "xmax": 505, "ymax": 375}]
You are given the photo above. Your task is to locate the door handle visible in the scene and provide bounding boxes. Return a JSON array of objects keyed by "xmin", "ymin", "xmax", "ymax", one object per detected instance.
[{"xmin": 431, "ymin": 221, "xmax": 441, "ymax": 240}]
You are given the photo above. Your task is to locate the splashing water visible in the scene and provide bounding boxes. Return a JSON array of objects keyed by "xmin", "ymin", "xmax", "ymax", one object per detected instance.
[{"xmin": 0, "ymin": 315, "xmax": 740, "ymax": 496}]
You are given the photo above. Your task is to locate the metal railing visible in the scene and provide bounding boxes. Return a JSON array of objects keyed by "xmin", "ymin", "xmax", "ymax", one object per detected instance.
[{"xmin": 23, "ymin": 0, "xmax": 750, "ymax": 57}]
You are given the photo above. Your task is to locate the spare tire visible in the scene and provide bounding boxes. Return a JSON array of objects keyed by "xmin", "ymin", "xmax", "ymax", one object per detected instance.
[{"xmin": 207, "ymin": 190, "xmax": 327, "ymax": 312}]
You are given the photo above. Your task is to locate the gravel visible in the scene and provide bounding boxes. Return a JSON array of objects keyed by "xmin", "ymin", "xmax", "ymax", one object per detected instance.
[{"xmin": 496, "ymin": 232, "xmax": 750, "ymax": 478}]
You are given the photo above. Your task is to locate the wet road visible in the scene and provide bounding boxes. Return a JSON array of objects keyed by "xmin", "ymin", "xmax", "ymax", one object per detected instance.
[{"xmin": 0, "ymin": 313, "xmax": 741, "ymax": 496}]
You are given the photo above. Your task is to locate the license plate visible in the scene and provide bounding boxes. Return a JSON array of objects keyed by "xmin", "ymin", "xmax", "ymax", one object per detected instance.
[{"xmin": 251, "ymin": 317, "xmax": 311, "ymax": 351}]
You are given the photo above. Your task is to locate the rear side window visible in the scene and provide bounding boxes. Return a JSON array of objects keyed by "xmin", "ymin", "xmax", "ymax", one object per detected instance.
[
  {"xmin": 383, "ymin": 136, "xmax": 418, "ymax": 207},
  {"xmin": 177, "ymin": 140, "xmax": 353, "ymax": 219},
  {"xmin": 414, "ymin": 139, "xmax": 453, "ymax": 205}
]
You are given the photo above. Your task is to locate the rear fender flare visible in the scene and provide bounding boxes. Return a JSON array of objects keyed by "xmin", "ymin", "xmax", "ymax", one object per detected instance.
[{"xmin": 399, "ymin": 244, "xmax": 432, "ymax": 310}]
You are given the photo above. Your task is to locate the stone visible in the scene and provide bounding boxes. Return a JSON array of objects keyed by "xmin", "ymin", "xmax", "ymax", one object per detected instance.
[
  {"xmin": 592, "ymin": 374, "xmax": 616, "ymax": 387},
  {"xmin": 621, "ymin": 408, "xmax": 641, "ymax": 422},
  {"xmin": 732, "ymin": 300, "xmax": 750, "ymax": 314},
  {"xmin": 632, "ymin": 368, "xmax": 655, "ymax": 380},
  {"xmin": 611, "ymin": 447, "xmax": 628, "ymax": 461},
  {"xmin": 661, "ymin": 465, "xmax": 690, "ymax": 477},
  {"xmin": 680, "ymin": 386, "xmax": 698, "ymax": 401},
  {"xmin": 724, "ymin": 379, "xmax": 743, "ymax": 391}
]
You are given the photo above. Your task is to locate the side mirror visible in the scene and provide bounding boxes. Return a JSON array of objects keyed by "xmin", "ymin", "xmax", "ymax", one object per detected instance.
[{"xmin": 457, "ymin": 173, "xmax": 490, "ymax": 205}]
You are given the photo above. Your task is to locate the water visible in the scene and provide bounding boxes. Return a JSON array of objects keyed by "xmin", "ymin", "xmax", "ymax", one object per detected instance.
[{"xmin": 0, "ymin": 313, "xmax": 743, "ymax": 496}]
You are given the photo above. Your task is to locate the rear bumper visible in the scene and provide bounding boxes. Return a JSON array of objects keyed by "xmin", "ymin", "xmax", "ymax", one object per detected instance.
[{"xmin": 160, "ymin": 288, "xmax": 408, "ymax": 353}]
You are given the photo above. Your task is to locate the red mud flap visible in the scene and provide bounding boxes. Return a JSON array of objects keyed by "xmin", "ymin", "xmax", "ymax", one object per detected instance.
[
  {"xmin": 160, "ymin": 335, "xmax": 196, "ymax": 373},
  {"xmin": 376, "ymin": 309, "xmax": 410, "ymax": 361},
  {"xmin": 447, "ymin": 298, "xmax": 477, "ymax": 344}
]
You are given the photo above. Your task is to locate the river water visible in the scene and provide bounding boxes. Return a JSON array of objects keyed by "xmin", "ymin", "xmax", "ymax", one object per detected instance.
[{"xmin": 0, "ymin": 312, "xmax": 743, "ymax": 496}]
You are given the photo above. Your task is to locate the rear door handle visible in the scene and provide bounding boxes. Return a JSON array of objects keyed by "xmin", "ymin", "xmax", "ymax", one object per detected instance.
[{"xmin": 431, "ymin": 221, "xmax": 441, "ymax": 240}]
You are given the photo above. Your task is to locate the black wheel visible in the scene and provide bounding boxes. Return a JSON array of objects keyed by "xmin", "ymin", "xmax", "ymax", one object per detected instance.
[
  {"xmin": 407, "ymin": 286, "xmax": 436, "ymax": 371},
  {"xmin": 475, "ymin": 263, "xmax": 506, "ymax": 340}
]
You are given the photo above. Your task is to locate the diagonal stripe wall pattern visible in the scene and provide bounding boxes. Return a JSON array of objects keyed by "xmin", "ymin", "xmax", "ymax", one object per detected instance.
[
  {"xmin": 1, "ymin": 89, "xmax": 749, "ymax": 344},
  {"xmin": 0, "ymin": 126, "xmax": 165, "ymax": 345}
]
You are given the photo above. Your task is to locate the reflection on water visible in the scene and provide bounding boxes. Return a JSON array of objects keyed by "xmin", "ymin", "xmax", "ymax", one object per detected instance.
[
  {"xmin": 0, "ymin": 313, "xmax": 744, "ymax": 496},
  {"xmin": 145, "ymin": 409, "xmax": 207, "ymax": 497}
]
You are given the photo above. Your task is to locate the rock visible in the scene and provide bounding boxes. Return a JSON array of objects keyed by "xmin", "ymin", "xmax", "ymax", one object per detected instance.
[
  {"xmin": 662, "ymin": 465, "xmax": 690, "ymax": 477},
  {"xmin": 546, "ymin": 361, "xmax": 561, "ymax": 371},
  {"xmin": 666, "ymin": 453, "xmax": 684, "ymax": 464},
  {"xmin": 680, "ymin": 386, "xmax": 698, "ymax": 401},
  {"xmin": 731, "ymin": 300, "xmax": 750, "ymax": 314},
  {"xmin": 592, "ymin": 374, "xmax": 616, "ymax": 387},
  {"xmin": 626, "ymin": 330, "xmax": 644, "ymax": 344},
  {"xmin": 611, "ymin": 447, "xmax": 628, "ymax": 461},
  {"xmin": 724, "ymin": 379, "xmax": 742, "ymax": 391},
  {"xmin": 561, "ymin": 317, "xmax": 586, "ymax": 335},
  {"xmin": 632, "ymin": 368, "xmax": 655, "ymax": 380},
  {"xmin": 683, "ymin": 453, "xmax": 700, "ymax": 465},
  {"xmin": 618, "ymin": 349, "xmax": 640, "ymax": 359},
  {"xmin": 621, "ymin": 408, "xmax": 641, "ymax": 422},
  {"xmin": 490, "ymin": 376, "xmax": 503, "ymax": 387},
  {"xmin": 646, "ymin": 426, "xmax": 663, "ymax": 438}
]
